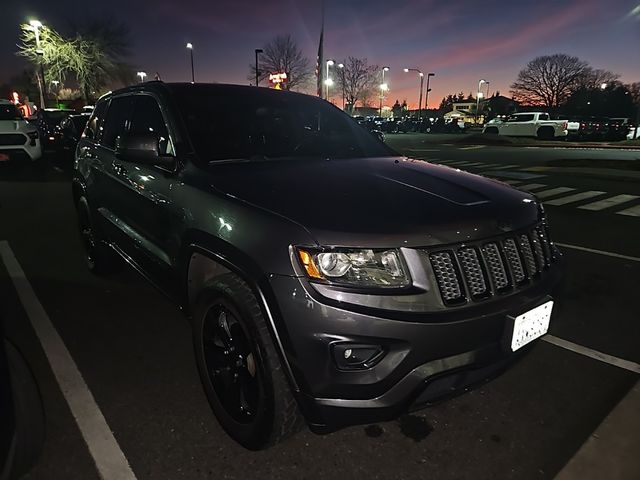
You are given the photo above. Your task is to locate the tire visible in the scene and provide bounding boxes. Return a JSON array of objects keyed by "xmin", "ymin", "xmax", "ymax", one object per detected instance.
[
  {"xmin": 76, "ymin": 196, "xmax": 121, "ymax": 274},
  {"xmin": 537, "ymin": 127, "xmax": 554, "ymax": 140},
  {"xmin": 5, "ymin": 340, "xmax": 45, "ymax": 479},
  {"xmin": 485, "ymin": 127, "xmax": 499, "ymax": 135},
  {"xmin": 192, "ymin": 274, "xmax": 303, "ymax": 450}
]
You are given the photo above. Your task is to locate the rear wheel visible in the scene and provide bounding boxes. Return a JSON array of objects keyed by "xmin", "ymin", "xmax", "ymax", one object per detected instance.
[
  {"xmin": 537, "ymin": 127, "xmax": 554, "ymax": 140},
  {"xmin": 192, "ymin": 274, "xmax": 303, "ymax": 450}
]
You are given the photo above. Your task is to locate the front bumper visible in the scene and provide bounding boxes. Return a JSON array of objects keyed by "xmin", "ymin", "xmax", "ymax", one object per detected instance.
[{"xmin": 268, "ymin": 261, "xmax": 562, "ymax": 432}]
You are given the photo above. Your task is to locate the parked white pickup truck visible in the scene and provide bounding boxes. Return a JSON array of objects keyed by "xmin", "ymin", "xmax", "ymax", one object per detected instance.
[{"xmin": 483, "ymin": 112, "xmax": 568, "ymax": 140}]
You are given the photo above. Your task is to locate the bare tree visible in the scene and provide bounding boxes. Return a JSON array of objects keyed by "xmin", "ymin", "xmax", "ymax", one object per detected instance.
[
  {"xmin": 249, "ymin": 34, "xmax": 311, "ymax": 91},
  {"xmin": 510, "ymin": 54, "xmax": 590, "ymax": 108},
  {"xmin": 336, "ymin": 57, "xmax": 379, "ymax": 112}
]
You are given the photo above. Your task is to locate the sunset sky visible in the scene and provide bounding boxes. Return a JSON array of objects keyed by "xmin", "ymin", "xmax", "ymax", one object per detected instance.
[{"xmin": 1, "ymin": 0, "xmax": 639, "ymax": 108}]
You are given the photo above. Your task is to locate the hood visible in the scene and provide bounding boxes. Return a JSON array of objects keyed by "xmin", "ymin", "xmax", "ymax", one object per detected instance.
[
  {"xmin": 207, "ymin": 156, "xmax": 540, "ymax": 248},
  {"xmin": 0, "ymin": 119, "xmax": 35, "ymax": 134}
]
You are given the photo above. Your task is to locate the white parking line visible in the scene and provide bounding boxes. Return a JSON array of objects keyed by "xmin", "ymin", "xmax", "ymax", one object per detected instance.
[
  {"xmin": 502, "ymin": 180, "xmax": 523, "ymax": 185},
  {"xmin": 579, "ymin": 194, "xmax": 640, "ymax": 211},
  {"xmin": 483, "ymin": 164, "xmax": 519, "ymax": 169},
  {"xmin": 555, "ymin": 242, "xmax": 640, "ymax": 262},
  {"xmin": 0, "ymin": 241, "xmax": 137, "ymax": 480},
  {"xmin": 517, "ymin": 183, "xmax": 547, "ymax": 191},
  {"xmin": 545, "ymin": 191, "xmax": 606, "ymax": 206},
  {"xmin": 534, "ymin": 187, "xmax": 576, "ymax": 199},
  {"xmin": 616, "ymin": 204, "xmax": 640, "ymax": 217},
  {"xmin": 543, "ymin": 335, "xmax": 640, "ymax": 374},
  {"xmin": 459, "ymin": 145, "xmax": 486, "ymax": 150}
]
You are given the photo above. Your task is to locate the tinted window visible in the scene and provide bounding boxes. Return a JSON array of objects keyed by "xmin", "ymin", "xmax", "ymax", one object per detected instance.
[
  {"xmin": 85, "ymin": 101, "xmax": 109, "ymax": 140},
  {"xmin": 538, "ymin": 113, "xmax": 549, "ymax": 120},
  {"xmin": 172, "ymin": 85, "xmax": 394, "ymax": 162},
  {"xmin": 101, "ymin": 96, "xmax": 134, "ymax": 149},
  {"xmin": 0, "ymin": 104, "xmax": 22, "ymax": 120},
  {"xmin": 42, "ymin": 110, "xmax": 73, "ymax": 125},
  {"xmin": 129, "ymin": 95, "xmax": 172, "ymax": 155},
  {"xmin": 507, "ymin": 114, "xmax": 535, "ymax": 122}
]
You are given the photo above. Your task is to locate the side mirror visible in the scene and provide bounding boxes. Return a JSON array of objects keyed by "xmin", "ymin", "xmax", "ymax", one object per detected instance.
[{"xmin": 115, "ymin": 133, "xmax": 175, "ymax": 169}]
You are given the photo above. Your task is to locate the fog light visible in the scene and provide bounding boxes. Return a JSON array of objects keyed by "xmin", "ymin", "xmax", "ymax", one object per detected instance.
[{"xmin": 333, "ymin": 343, "xmax": 385, "ymax": 370}]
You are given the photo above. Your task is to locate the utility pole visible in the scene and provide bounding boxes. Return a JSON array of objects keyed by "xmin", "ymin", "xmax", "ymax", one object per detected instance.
[{"xmin": 254, "ymin": 49, "xmax": 263, "ymax": 87}]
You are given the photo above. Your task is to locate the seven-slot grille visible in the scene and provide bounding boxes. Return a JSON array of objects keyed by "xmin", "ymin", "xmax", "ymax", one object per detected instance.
[{"xmin": 428, "ymin": 224, "xmax": 555, "ymax": 305}]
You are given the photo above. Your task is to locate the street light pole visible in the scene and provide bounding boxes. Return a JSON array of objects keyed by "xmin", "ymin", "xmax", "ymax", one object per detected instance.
[
  {"xmin": 476, "ymin": 79, "xmax": 487, "ymax": 124},
  {"xmin": 254, "ymin": 48, "xmax": 263, "ymax": 87},
  {"xmin": 379, "ymin": 66, "xmax": 389, "ymax": 117},
  {"xmin": 425, "ymin": 73, "xmax": 435, "ymax": 113},
  {"xmin": 337, "ymin": 63, "xmax": 345, "ymax": 110},
  {"xmin": 186, "ymin": 43, "xmax": 195, "ymax": 83},
  {"xmin": 29, "ymin": 20, "xmax": 46, "ymax": 109},
  {"xmin": 403, "ymin": 68, "xmax": 423, "ymax": 119},
  {"xmin": 325, "ymin": 60, "xmax": 335, "ymax": 100},
  {"xmin": 51, "ymin": 80, "xmax": 59, "ymax": 107}
]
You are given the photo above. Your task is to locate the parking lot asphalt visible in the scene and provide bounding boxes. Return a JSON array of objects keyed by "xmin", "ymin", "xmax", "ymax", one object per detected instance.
[{"xmin": 1, "ymin": 141, "xmax": 638, "ymax": 480}]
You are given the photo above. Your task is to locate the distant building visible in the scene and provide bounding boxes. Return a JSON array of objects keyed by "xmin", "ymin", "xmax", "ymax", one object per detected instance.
[{"xmin": 444, "ymin": 101, "xmax": 479, "ymax": 123}]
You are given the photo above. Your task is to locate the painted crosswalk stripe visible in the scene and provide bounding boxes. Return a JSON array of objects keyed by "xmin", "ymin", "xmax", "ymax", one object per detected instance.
[
  {"xmin": 534, "ymin": 187, "xmax": 576, "ymax": 199},
  {"xmin": 579, "ymin": 194, "xmax": 640, "ymax": 211},
  {"xmin": 616, "ymin": 204, "xmax": 640, "ymax": 217},
  {"xmin": 545, "ymin": 191, "xmax": 606, "ymax": 206},
  {"xmin": 518, "ymin": 183, "xmax": 547, "ymax": 191}
]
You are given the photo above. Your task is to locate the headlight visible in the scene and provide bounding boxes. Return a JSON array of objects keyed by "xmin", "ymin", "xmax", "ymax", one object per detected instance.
[{"xmin": 296, "ymin": 248, "xmax": 410, "ymax": 288}]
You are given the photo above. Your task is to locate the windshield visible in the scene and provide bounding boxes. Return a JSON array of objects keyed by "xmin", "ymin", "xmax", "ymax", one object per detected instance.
[
  {"xmin": 0, "ymin": 104, "xmax": 22, "ymax": 120},
  {"xmin": 172, "ymin": 85, "xmax": 395, "ymax": 162}
]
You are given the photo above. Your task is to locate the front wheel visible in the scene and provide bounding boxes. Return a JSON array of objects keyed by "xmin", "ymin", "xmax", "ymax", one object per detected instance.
[
  {"xmin": 76, "ymin": 196, "xmax": 120, "ymax": 274},
  {"xmin": 192, "ymin": 274, "xmax": 303, "ymax": 450},
  {"xmin": 484, "ymin": 127, "xmax": 499, "ymax": 135}
]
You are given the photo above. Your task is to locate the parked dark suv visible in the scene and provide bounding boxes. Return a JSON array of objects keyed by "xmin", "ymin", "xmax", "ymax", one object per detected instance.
[{"xmin": 72, "ymin": 82, "xmax": 562, "ymax": 450}]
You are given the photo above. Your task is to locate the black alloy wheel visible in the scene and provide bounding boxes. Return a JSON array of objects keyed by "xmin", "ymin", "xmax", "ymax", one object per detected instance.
[{"xmin": 202, "ymin": 304, "xmax": 260, "ymax": 423}]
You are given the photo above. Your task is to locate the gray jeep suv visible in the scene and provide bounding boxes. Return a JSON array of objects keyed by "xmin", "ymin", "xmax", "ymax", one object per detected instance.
[{"xmin": 72, "ymin": 82, "xmax": 562, "ymax": 449}]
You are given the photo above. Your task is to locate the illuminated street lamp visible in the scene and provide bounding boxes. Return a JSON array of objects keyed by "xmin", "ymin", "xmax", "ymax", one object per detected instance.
[
  {"xmin": 379, "ymin": 66, "xmax": 390, "ymax": 117},
  {"xmin": 404, "ymin": 68, "xmax": 424, "ymax": 119},
  {"xmin": 29, "ymin": 19, "xmax": 46, "ymax": 109},
  {"xmin": 51, "ymin": 80, "xmax": 60, "ymax": 106},
  {"xmin": 600, "ymin": 82, "xmax": 608, "ymax": 90},
  {"xmin": 325, "ymin": 60, "xmax": 335, "ymax": 100},
  {"xmin": 137, "ymin": 71, "xmax": 147, "ymax": 83},
  {"xmin": 476, "ymin": 79, "xmax": 487, "ymax": 124},
  {"xmin": 337, "ymin": 63, "xmax": 345, "ymax": 110},
  {"xmin": 186, "ymin": 43, "xmax": 194, "ymax": 83}
]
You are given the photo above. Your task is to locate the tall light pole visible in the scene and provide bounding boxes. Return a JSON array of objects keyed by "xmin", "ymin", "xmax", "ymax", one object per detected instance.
[
  {"xmin": 137, "ymin": 71, "xmax": 147, "ymax": 83},
  {"xmin": 476, "ymin": 79, "xmax": 487, "ymax": 124},
  {"xmin": 29, "ymin": 20, "xmax": 46, "ymax": 109},
  {"xmin": 337, "ymin": 63, "xmax": 345, "ymax": 110},
  {"xmin": 325, "ymin": 60, "xmax": 335, "ymax": 100},
  {"xmin": 403, "ymin": 68, "xmax": 423, "ymax": 119},
  {"xmin": 425, "ymin": 73, "xmax": 435, "ymax": 113},
  {"xmin": 379, "ymin": 66, "xmax": 390, "ymax": 117},
  {"xmin": 254, "ymin": 48, "xmax": 263, "ymax": 87},
  {"xmin": 51, "ymin": 80, "xmax": 60, "ymax": 107},
  {"xmin": 186, "ymin": 43, "xmax": 195, "ymax": 83}
]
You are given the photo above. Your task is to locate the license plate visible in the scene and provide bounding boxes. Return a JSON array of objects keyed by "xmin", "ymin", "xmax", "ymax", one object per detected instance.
[
  {"xmin": 0, "ymin": 153, "xmax": 9, "ymax": 162},
  {"xmin": 511, "ymin": 301, "xmax": 553, "ymax": 351}
]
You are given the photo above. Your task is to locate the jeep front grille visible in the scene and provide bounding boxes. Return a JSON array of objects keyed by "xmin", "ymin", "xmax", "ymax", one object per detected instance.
[{"xmin": 428, "ymin": 224, "xmax": 555, "ymax": 306}]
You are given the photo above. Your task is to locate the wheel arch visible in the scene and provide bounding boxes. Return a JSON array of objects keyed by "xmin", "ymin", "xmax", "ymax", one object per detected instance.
[{"xmin": 181, "ymin": 237, "xmax": 300, "ymax": 393}]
